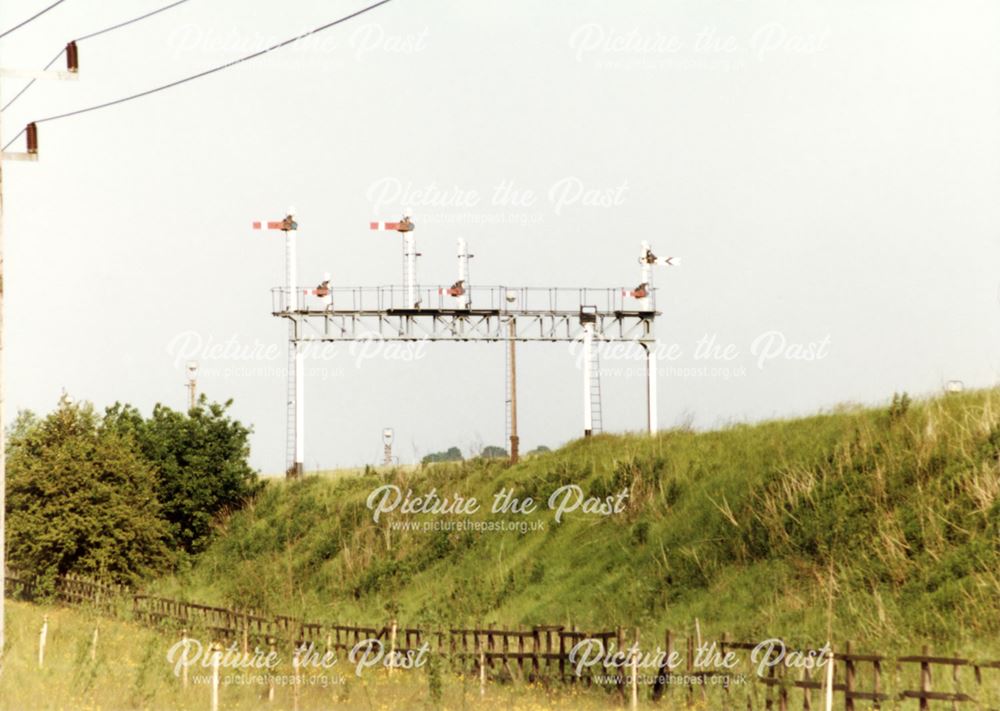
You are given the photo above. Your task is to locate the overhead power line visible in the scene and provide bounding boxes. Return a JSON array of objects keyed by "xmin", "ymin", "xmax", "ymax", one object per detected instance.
[
  {"xmin": 36, "ymin": 0, "xmax": 396, "ymax": 125},
  {"xmin": 2, "ymin": 0, "xmax": 193, "ymax": 113},
  {"xmin": 75, "ymin": 0, "xmax": 191, "ymax": 42},
  {"xmin": 0, "ymin": 0, "xmax": 69, "ymax": 41},
  {"xmin": 2, "ymin": 0, "xmax": 395, "ymax": 151}
]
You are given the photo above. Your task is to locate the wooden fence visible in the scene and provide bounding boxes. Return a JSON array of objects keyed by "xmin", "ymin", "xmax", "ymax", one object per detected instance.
[
  {"xmin": 6, "ymin": 570, "xmax": 1000, "ymax": 708},
  {"xmin": 7, "ymin": 570, "xmax": 127, "ymax": 614}
]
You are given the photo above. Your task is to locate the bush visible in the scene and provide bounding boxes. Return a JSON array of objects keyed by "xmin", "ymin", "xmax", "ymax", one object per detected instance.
[
  {"xmin": 104, "ymin": 397, "xmax": 262, "ymax": 555},
  {"xmin": 480, "ymin": 445, "xmax": 508, "ymax": 459},
  {"xmin": 6, "ymin": 398, "xmax": 171, "ymax": 585},
  {"xmin": 422, "ymin": 446, "xmax": 463, "ymax": 464}
]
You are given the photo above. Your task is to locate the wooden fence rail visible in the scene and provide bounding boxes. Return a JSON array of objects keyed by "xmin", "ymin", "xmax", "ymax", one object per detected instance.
[{"xmin": 6, "ymin": 570, "xmax": 1000, "ymax": 708}]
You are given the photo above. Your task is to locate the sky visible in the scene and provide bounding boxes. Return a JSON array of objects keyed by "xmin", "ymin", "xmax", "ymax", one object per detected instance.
[{"xmin": 1, "ymin": 0, "xmax": 999, "ymax": 474}]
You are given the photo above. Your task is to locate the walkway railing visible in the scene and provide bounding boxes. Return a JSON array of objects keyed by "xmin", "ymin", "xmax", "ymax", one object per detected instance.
[{"xmin": 271, "ymin": 285, "xmax": 657, "ymax": 315}]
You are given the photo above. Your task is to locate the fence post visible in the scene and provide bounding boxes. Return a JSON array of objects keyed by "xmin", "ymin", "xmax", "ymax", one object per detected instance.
[
  {"xmin": 532, "ymin": 627, "xmax": 540, "ymax": 680},
  {"xmin": 616, "ymin": 625, "xmax": 625, "ymax": 698},
  {"xmin": 388, "ymin": 618, "xmax": 398, "ymax": 677},
  {"xmin": 824, "ymin": 643, "xmax": 834, "ymax": 711},
  {"xmin": 292, "ymin": 645, "xmax": 301, "ymax": 711},
  {"xmin": 210, "ymin": 642, "xmax": 221, "ymax": 711},
  {"xmin": 973, "ymin": 663, "xmax": 983, "ymax": 709},
  {"xmin": 720, "ymin": 632, "xmax": 730, "ymax": 710},
  {"xmin": 564, "ymin": 627, "xmax": 573, "ymax": 679},
  {"xmin": 488, "ymin": 622, "xmax": 496, "ymax": 682},
  {"xmin": 478, "ymin": 629, "xmax": 486, "ymax": 698},
  {"xmin": 267, "ymin": 636, "xmax": 276, "ymax": 702},
  {"xmin": 568, "ymin": 623, "xmax": 577, "ymax": 685},
  {"xmin": 90, "ymin": 624, "xmax": 99, "ymax": 663},
  {"xmin": 38, "ymin": 614, "xmax": 48, "ymax": 669},
  {"xmin": 919, "ymin": 645, "xmax": 931, "ymax": 711},
  {"xmin": 181, "ymin": 629, "xmax": 189, "ymax": 689},
  {"xmin": 659, "ymin": 628, "xmax": 674, "ymax": 704},
  {"xmin": 686, "ymin": 633, "xmax": 694, "ymax": 708},
  {"xmin": 667, "ymin": 629, "xmax": 675, "ymax": 702},
  {"xmin": 516, "ymin": 626, "xmax": 525, "ymax": 682},
  {"xmin": 844, "ymin": 640, "xmax": 854, "ymax": 711},
  {"xmin": 951, "ymin": 661, "xmax": 960, "ymax": 711},
  {"xmin": 802, "ymin": 665, "xmax": 812, "ymax": 711},
  {"xmin": 502, "ymin": 627, "xmax": 512, "ymax": 682},
  {"xmin": 872, "ymin": 656, "xmax": 881, "ymax": 711},
  {"xmin": 631, "ymin": 627, "xmax": 640, "ymax": 711}
]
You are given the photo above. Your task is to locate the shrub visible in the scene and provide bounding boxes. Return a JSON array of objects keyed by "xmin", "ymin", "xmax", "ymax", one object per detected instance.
[
  {"xmin": 104, "ymin": 397, "xmax": 262, "ymax": 555},
  {"xmin": 6, "ymin": 398, "xmax": 171, "ymax": 585}
]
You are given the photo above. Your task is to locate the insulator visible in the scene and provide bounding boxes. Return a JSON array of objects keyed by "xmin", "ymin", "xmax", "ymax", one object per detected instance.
[
  {"xmin": 66, "ymin": 42, "xmax": 79, "ymax": 72},
  {"xmin": 26, "ymin": 123, "xmax": 38, "ymax": 154}
]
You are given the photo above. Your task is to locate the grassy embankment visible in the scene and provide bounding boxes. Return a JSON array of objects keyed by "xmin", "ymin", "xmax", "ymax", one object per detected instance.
[{"xmin": 152, "ymin": 388, "xmax": 1000, "ymax": 656}]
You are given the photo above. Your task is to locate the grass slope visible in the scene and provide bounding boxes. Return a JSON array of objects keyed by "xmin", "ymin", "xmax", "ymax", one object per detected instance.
[{"xmin": 152, "ymin": 389, "xmax": 1000, "ymax": 654}]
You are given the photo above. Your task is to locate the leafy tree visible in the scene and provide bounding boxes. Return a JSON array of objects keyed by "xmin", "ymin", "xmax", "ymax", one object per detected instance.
[
  {"xmin": 480, "ymin": 445, "xmax": 508, "ymax": 459},
  {"xmin": 422, "ymin": 446, "xmax": 464, "ymax": 464},
  {"xmin": 6, "ymin": 397, "xmax": 171, "ymax": 586},
  {"xmin": 104, "ymin": 396, "xmax": 262, "ymax": 555}
]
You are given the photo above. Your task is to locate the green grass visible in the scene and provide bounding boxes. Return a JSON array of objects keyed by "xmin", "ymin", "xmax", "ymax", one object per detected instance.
[
  {"xmin": 0, "ymin": 601, "xmax": 619, "ymax": 711},
  {"xmin": 150, "ymin": 388, "xmax": 1000, "ymax": 657},
  {"xmin": 0, "ymin": 600, "xmax": 186, "ymax": 711}
]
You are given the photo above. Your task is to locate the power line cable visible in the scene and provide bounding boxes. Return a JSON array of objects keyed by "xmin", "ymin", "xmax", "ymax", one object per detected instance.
[
  {"xmin": 75, "ymin": 0, "xmax": 190, "ymax": 42},
  {"xmin": 2, "ymin": 0, "xmax": 394, "ymax": 151},
  {"xmin": 0, "ymin": 0, "xmax": 69, "ymax": 41},
  {"xmin": 3, "ymin": 0, "xmax": 193, "ymax": 113}
]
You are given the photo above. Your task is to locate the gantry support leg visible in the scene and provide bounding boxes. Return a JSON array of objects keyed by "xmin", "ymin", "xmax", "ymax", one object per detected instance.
[
  {"xmin": 643, "ymin": 342, "xmax": 658, "ymax": 434},
  {"xmin": 583, "ymin": 322, "xmax": 594, "ymax": 437}
]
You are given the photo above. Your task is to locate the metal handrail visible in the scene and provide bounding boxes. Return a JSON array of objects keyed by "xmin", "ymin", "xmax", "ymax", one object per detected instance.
[{"xmin": 270, "ymin": 285, "xmax": 656, "ymax": 314}]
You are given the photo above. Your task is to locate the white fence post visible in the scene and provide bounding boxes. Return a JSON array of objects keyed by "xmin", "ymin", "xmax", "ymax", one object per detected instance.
[
  {"xmin": 37, "ymin": 614, "xmax": 48, "ymax": 669},
  {"xmin": 292, "ymin": 645, "xmax": 301, "ymax": 711},
  {"xmin": 388, "ymin": 619, "xmax": 397, "ymax": 677},
  {"xmin": 267, "ymin": 637, "xmax": 276, "ymax": 702},
  {"xmin": 824, "ymin": 643, "xmax": 834, "ymax": 711},
  {"xmin": 211, "ymin": 642, "xmax": 221, "ymax": 711},
  {"xmin": 478, "ymin": 631, "xmax": 486, "ymax": 698}
]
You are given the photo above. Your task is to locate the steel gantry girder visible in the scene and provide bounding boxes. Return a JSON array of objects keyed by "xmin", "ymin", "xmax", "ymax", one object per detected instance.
[{"xmin": 277, "ymin": 305, "xmax": 658, "ymax": 344}]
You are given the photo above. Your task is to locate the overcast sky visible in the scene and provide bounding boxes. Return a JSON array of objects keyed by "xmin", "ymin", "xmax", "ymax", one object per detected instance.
[{"xmin": 2, "ymin": 0, "xmax": 999, "ymax": 474}]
